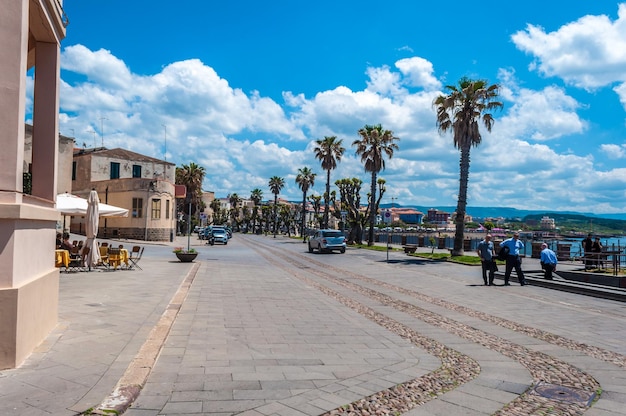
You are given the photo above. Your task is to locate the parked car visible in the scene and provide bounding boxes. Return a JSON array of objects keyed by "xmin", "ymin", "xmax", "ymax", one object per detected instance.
[
  {"xmin": 210, "ymin": 228, "xmax": 229, "ymax": 245},
  {"xmin": 198, "ymin": 227, "xmax": 210, "ymax": 240},
  {"xmin": 308, "ymin": 229, "xmax": 346, "ymax": 254}
]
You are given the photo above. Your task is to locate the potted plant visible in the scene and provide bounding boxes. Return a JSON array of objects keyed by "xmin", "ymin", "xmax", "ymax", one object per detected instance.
[{"xmin": 173, "ymin": 247, "xmax": 198, "ymax": 262}]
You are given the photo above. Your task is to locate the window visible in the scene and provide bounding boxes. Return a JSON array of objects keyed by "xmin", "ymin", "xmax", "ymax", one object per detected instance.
[
  {"xmin": 132, "ymin": 164, "xmax": 142, "ymax": 178},
  {"xmin": 151, "ymin": 199, "xmax": 161, "ymax": 220},
  {"xmin": 110, "ymin": 162, "xmax": 120, "ymax": 179},
  {"xmin": 165, "ymin": 199, "xmax": 170, "ymax": 219},
  {"xmin": 132, "ymin": 198, "xmax": 143, "ymax": 218},
  {"xmin": 72, "ymin": 161, "xmax": 76, "ymax": 181}
]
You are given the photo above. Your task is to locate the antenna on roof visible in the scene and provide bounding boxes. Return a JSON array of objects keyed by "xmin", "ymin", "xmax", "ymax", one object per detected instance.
[
  {"xmin": 100, "ymin": 117, "xmax": 107, "ymax": 148},
  {"xmin": 162, "ymin": 124, "xmax": 167, "ymax": 161}
]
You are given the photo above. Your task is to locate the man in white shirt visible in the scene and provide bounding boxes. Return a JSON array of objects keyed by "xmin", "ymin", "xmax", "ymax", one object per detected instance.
[
  {"xmin": 540, "ymin": 243, "xmax": 558, "ymax": 280},
  {"xmin": 499, "ymin": 232, "xmax": 526, "ymax": 286}
]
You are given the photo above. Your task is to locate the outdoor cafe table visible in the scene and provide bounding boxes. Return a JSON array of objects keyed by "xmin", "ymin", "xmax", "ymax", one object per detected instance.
[
  {"xmin": 55, "ymin": 249, "xmax": 70, "ymax": 269},
  {"xmin": 107, "ymin": 248, "xmax": 129, "ymax": 270}
]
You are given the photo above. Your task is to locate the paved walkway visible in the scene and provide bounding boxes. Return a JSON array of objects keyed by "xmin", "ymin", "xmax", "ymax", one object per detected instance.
[{"xmin": 1, "ymin": 234, "xmax": 624, "ymax": 415}]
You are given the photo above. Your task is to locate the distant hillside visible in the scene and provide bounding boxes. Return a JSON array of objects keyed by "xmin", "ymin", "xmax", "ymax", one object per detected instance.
[
  {"xmin": 376, "ymin": 205, "xmax": 626, "ymax": 235},
  {"xmin": 380, "ymin": 205, "xmax": 626, "ymax": 222},
  {"xmin": 523, "ymin": 213, "xmax": 626, "ymax": 235}
]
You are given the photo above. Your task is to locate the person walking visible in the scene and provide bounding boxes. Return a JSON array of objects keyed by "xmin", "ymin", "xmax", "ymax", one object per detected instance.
[
  {"xmin": 477, "ymin": 234, "xmax": 496, "ymax": 286},
  {"xmin": 499, "ymin": 232, "xmax": 526, "ymax": 286},
  {"xmin": 540, "ymin": 243, "xmax": 558, "ymax": 280},
  {"xmin": 582, "ymin": 233, "xmax": 593, "ymax": 269}
]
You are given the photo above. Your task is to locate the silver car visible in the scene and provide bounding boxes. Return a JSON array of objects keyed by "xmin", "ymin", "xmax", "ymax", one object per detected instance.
[
  {"xmin": 210, "ymin": 228, "xmax": 229, "ymax": 245},
  {"xmin": 308, "ymin": 229, "xmax": 346, "ymax": 253}
]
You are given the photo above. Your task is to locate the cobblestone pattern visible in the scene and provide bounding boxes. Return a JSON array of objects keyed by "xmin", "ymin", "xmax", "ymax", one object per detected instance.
[
  {"xmin": 341, "ymin": 264, "xmax": 626, "ymax": 369},
  {"xmin": 308, "ymin": 275, "xmax": 481, "ymax": 415},
  {"xmin": 253, "ymin": 243, "xmax": 604, "ymax": 416}
]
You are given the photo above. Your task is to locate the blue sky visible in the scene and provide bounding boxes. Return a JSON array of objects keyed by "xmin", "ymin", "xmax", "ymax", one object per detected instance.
[{"xmin": 33, "ymin": 1, "xmax": 626, "ymax": 215}]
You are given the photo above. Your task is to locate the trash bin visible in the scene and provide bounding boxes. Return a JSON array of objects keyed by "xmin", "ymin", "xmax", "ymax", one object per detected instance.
[
  {"xmin": 557, "ymin": 244, "xmax": 571, "ymax": 261},
  {"xmin": 401, "ymin": 235, "xmax": 407, "ymax": 245}
]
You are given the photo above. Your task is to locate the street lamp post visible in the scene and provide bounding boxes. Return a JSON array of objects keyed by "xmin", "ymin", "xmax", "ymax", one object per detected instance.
[
  {"xmin": 144, "ymin": 181, "xmax": 155, "ymax": 241},
  {"xmin": 186, "ymin": 195, "xmax": 192, "ymax": 251}
]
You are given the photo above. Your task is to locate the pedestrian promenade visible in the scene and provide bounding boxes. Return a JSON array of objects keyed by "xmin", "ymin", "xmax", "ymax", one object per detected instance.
[{"xmin": 1, "ymin": 234, "xmax": 625, "ymax": 415}]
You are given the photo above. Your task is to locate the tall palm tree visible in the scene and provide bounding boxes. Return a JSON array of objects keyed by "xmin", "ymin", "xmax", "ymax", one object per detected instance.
[
  {"xmin": 434, "ymin": 77, "xmax": 502, "ymax": 256},
  {"xmin": 295, "ymin": 167, "xmax": 316, "ymax": 242},
  {"xmin": 250, "ymin": 188, "xmax": 263, "ymax": 234},
  {"xmin": 268, "ymin": 176, "xmax": 285, "ymax": 238},
  {"xmin": 353, "ymin": 124, "xmax": 399, "ymax": 246},
  {"xmin": 175, "ymin": 162, "xmax": 206, "ymax": 232},
  {"xmin": 314, "ymin": 136, "xmax": 345, "ymax": 229},
  {"xmin": 228, "ymin": 193, "xmax": 242, "ymax": 230}
]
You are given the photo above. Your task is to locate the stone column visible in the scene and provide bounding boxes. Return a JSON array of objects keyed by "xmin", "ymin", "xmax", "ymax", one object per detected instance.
[
  {"xmin": 0, "ymin": 0, "xmax": 28, "ymax": 205},
  {"xmin": 0, "ymin": 0, "xmax": 61, "ymax": 370},
  {"xmin": 31, "ymin": 41, "xmax": 60, "ymax": 201}
]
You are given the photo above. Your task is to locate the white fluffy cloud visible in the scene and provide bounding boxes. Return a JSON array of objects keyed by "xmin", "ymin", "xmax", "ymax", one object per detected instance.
[
  {"xmin": 512, "ymin": 4, "xmax": 626, "ymax": 90},
  {"xmin": 395, "ymin": 57, "xmax": 441, "ymax": 91},
  {"xmin": 601, "ymin": 143, "xmax": 626, "ymax": 159},
  {"xmin": 50, "ymin": 38, "xmax": 626, "ymax": 214},
  {"xmin": 498, "ymin": 73, "xmax": 587, "ymax": 141}
]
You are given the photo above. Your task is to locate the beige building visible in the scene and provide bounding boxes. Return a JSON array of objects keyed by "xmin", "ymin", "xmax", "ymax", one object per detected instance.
[
  {"xmin": 540, "ymin": 216, "xmax": 556, "ymax": 230},
  {"xmin": 72, "ymin": 148, "xmax": 177, "ymax": 241},
  {"xmin": 199, "ymin": 190, "xmax": 216, "ymax": 226},
  {"xmin": 1, "ymin": 0, "xmax": 68, "ymax": 369},
  {"xmin": 24, "ymin": 124, "xmax": 75, "ymax": 195}
]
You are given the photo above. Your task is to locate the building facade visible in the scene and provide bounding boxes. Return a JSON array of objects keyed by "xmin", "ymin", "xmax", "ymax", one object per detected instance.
[
  {"xmin": 540, "ymin": 216, "xmax": 556, "ymax": 230},
  {"xmin": 24, "ymin": 124, "xmax": 74, "ymax": 196},
  {"xmin": 427, "ymin": 208, "xmax": 451, "ymax": 224},
  {"xmin": 72, "ymin": 148, "xmax": 177, "ymax": 241}
]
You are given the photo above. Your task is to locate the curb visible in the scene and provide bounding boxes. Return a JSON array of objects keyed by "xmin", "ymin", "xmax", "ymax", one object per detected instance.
[{"xmin": 83, "ymin": 262, "xmax": 201, "ymax": 415}]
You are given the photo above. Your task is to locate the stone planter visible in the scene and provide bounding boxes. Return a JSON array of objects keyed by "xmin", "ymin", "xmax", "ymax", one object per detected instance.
[{"xmin": 175, "ymin": 252, "xmax": 198, "ymax": 262}]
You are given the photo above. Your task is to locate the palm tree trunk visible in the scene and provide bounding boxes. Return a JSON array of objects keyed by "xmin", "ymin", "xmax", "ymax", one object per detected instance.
[
  {"xmin": 324, "ymin": 169, "xmax": 330, "ymax": 228},
  {"xmin": 273, "ymin": 195, "xmax": 278, "ymax": 238},
  {"xmin": 452, "ymin": 145, "xmax": 471, "ymax": 256},
  {"xmin": 368, "ymin": 172, "xmax": 377, "ymax": 246},
  {"xmin": 301, "ymin": 191, "xmax": 306, "ymax": 242}
]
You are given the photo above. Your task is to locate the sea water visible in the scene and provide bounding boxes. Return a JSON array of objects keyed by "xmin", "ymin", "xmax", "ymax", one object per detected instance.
[{"xmin": 520, "ymin": 236, "xmax": 626, "ymax": 257}]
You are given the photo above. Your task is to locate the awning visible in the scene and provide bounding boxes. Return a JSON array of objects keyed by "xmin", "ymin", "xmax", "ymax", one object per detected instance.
[{"xmin": 56, "ymin": 193, "xmax": 129, "ymax": 217}]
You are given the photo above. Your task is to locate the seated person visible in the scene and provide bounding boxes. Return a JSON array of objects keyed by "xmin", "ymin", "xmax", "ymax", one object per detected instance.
[
  {"xmin": 59, "ymin": 233, "xmax": 73, "ymax": 251},
  {"xmin": 56, "ymin": 232, "xmax": 62, "ymax": 249}
]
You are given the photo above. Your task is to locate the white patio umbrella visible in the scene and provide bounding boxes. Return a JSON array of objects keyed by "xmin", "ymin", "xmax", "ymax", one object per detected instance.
[
  {"xmin": 56, "ymin": 193, "xmax": 129, "ymax": 217},
  {"xmin": 83, "ymin": 190, "xmax": 101, "ymax": 269}
]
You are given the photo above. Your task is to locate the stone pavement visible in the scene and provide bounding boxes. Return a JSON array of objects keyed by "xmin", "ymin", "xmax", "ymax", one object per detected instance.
[{"xmin": 1, "ymin": 234, "xmax": 625, "ymax": 415}]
